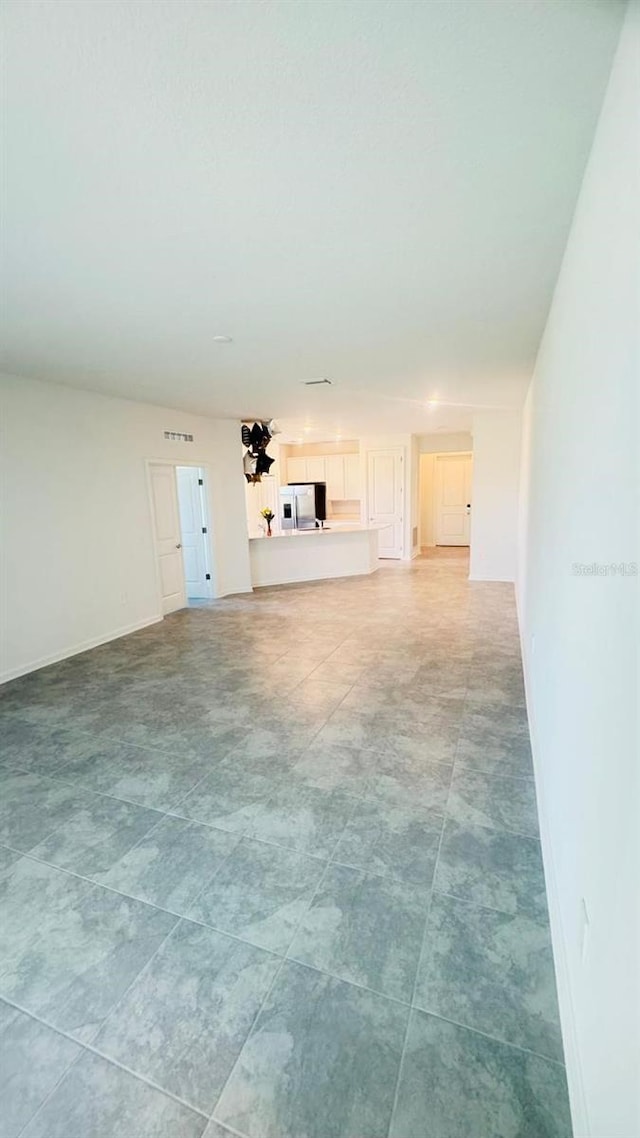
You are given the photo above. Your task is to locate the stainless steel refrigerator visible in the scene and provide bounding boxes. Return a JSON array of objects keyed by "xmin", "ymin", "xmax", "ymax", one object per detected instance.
[{"xmin": 279, "ymin": 483, "xmax": 327, "ymax": 530}]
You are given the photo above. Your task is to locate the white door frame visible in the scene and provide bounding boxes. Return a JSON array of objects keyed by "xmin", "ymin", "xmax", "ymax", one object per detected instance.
[
  {"xmin": 145, "ymin": 458, "xmax": 216, "ymax": 613},
  {"xmin": 433, "ymin": 451, "xmax": 472, "ymax": 546}
]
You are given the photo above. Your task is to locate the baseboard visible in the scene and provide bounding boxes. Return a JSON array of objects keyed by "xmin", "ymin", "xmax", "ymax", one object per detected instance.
[
  {"xmin": 468, "ymin": 573, "xmax": 516, "ymax": 583},
  {"xmin": 515, "ymin": 592, "xmax": 589, "ymax": 1138},
  {"xmin": 0, "ymin": 615, "xmax": 164, "ymax": 685}
]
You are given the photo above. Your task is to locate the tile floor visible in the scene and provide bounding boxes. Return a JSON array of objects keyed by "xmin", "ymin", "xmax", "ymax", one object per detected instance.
[{"xmin": 0, "ymin": 551, "xmax": 572, "ymax": 1138}]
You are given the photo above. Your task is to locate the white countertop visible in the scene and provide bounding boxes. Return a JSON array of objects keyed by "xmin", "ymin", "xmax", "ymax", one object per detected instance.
[{"xmin": 249, "ymin": 523, "xmax": 379, "ymax": 540}]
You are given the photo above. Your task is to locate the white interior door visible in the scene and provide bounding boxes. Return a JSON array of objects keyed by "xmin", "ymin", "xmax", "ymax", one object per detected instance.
[
  {"xmin": 176, "ymin": 466, "xmax": 210, "ymax": 599},
  {"xmin": 435, "ymin": 454, "xmax": 472, "ymax": 545},
  {"xmin": 149, "ymin": 463, "xmax": 186, "ymax": 613},
  {"xmin": 367, "ymin": 449, "xmax": 404, "ymax": 558}
]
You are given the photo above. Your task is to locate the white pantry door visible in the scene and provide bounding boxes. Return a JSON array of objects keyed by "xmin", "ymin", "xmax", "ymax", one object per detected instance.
[
  {"xmin": 367, "ymin": 449, "xmax": 404, "ymax": 558},
  {"xmin": 435, "ymin": 454, "xmax": 472, "ymax": 545},
  {"xmin": 149, "ymin": 463, "xmax": 186, "ymax": 613},
  {"xmin": 176, "ymin": 466, "xmax": 210, "ymax": 599}
]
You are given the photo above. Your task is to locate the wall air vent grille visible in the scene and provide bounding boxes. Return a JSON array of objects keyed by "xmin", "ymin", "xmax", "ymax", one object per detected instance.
[{"xmin": 164, "ymin": 431, "xmax": 194, "ymax": 442}]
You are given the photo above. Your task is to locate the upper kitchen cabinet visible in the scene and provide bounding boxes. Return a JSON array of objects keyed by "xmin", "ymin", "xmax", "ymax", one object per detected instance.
[
  {"xmin": 286, "ymin": 452, "xmax": 361, "ymax": 501},
  {"xmin": 325, "ymin": 454, "xmax": 345, "ymax": 500},
  {"xmin": 286, "ymin": 456, "xmax": 307, "ymax": 483},
  {"xmin": 344, "ymin": 454, "xmax": 361, "ymax": 499},
  {"xmin": 305, "ymin": 456, "xmax": 326, "ymax": 483}
]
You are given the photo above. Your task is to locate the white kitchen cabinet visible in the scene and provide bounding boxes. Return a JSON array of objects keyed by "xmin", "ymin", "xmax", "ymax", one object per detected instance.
[
  {"xmin": 305, "ymin": 456, "xmax": 327, "ymax": 483},
  {"xmin": 286, "ymin": 456, "xmax": 307, "ymax": 484},
  {"xmin": 344, "ymin": 453, "xmax": 361, "ymax": 499},
  {"xmin": 325, "ymin": 454, "xmax": 345, "ymax": 500},
  {"xmin": 286, "ymin": 452, "xmax": 361, "ymax": 500}
]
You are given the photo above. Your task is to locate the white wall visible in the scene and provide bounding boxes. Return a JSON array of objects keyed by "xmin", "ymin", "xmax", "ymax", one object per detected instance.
[
  {"xmin": 517, "ymin": 4, "xmax": 639, "ymax": 1135},
  {"xmin": 0, "ymin": 374, "xmax": 252, "ymax": 681},
  {"xmin": 419, "ymin": 454, "xmax": 436, "ymax": 547},
  {"xmin": 418, "ymin": 431, "xmax": 473, "ymax": 454},
  {"xmin": 468, "ymin": 410, "xmax": 522, "ymax": 581}
]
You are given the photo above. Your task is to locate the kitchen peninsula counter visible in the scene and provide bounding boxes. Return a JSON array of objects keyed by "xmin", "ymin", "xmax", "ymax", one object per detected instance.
[{"xmin": 248, "ymin": 525, "xmax": 379, "ymax": 587}]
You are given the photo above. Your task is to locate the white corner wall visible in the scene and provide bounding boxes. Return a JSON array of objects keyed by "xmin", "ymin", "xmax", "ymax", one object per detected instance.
[
  {"xmin": 410, "ymin": 434, "xmax": 420, "ymax": 556},
  {"xmin": 517, "ymin": 3, "xmax": 639, "ymax": 1135},
  {"xmin": 0, "ymin": 374, "xmax": 252, "ymax": 681},
  {"xmin": 469, "ymin": 410, "xmax": 522, "ymax": 581}
]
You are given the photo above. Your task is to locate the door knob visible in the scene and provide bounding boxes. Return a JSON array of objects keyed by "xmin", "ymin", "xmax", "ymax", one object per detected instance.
[{"xmin": 175, "ymin": 543, "xmax": 182, "ymax": 549}]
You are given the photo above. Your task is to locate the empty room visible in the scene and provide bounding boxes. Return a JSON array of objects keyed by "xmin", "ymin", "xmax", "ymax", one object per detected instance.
[{"xmin": 0, "ymin": 2, "xmax": 637, "ymax": 1138}]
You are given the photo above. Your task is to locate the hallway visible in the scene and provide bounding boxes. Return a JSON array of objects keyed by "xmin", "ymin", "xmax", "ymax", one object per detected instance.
[{"xmin": 0, "ymin": 553, "xmax": 571, "ymax": 1138}]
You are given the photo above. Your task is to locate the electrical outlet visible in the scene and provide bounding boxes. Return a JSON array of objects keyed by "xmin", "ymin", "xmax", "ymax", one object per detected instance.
[{"xmin": 580, "ymin": 897, "xmax": 590, "ymax": 963}]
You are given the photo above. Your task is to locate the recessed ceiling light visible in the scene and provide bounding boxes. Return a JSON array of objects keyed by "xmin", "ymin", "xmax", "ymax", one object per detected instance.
[{"xmin": 212, "ymin": 335, "xmax": 233, "ymax": 343}]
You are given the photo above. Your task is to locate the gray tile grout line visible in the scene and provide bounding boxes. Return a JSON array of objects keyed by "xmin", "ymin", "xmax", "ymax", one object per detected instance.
[
  {"xmin": 279, "ymin": 954, "xmax": 414, "ymax": 1012},
  {"xmin": 2, "ymin": 749, "xmax": 465, "ymax": 885},
  {"xmin": 6, "ymin": 774, "xmax": 175, "ymax": 857},
  {"xmin": 385, "ymin": 718, "xmax": 457, "ymax": 1138},
  {"xmin": 0, "ymin": 838, "xmax": 298, "ymax": 957},
  {"xmin": 3, "ymin": 758, "xmax": 427, "ymax": 967},
  {"xmin": 0, "ymin": 629, "xmax": 350, "ymax": 700},
  {"xmin": 1, "ymin": 685, "xmax": 525, "ymax": 744},
  {"xmin": 2, "ymin": 704, "xmax": 540, "ymax": 880},
  {"xmin": 1, "ymin": 709, "xmax": 253, "ymax": 764},
  {"xmin": 403, "ymin": 1004, "xmax": 567, "ymax": 1070},
  {"xmin": 203, "ymin": 792, "xmax": 365, "ymax": 1129},
  {"xmin": 453, "ymin": 760, "xmax": 535, "ymax": 782},
  {"xmin": 381, "ymin": 629, "xmax": 527, "ymax": 1118},
  {"xmin": 391, "ymin": 683, "xmax": 564, "ymax": 1127},
  {"xmin": 13, "ymin": 1026, "xmax": 87, "ymax": 1138},
  {"xmin": 431, "ymin": 886, "xmax": 549, "ymax": 922},
  {"xmin": 3, "ymin": 994, "xmax": 211, "ymax": 1133},
  {"xmin": 206, "ymin": 845, "xmax": 351, "ymax": 1133}
]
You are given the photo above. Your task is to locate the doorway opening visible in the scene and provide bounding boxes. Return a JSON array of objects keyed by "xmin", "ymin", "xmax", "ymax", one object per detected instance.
[
  {"xmin": 148, "ymin": 461, "xmax": 214, "ymax": 614},
  {"xmin": 419, "ymin": 451, "xmax": 472, "ymax": 550}
]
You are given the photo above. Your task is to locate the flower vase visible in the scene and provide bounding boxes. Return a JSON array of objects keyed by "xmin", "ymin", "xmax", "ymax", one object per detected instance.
[{"xmin": 267, "ymin": 523, "xmax": 272, "ymax": 537}]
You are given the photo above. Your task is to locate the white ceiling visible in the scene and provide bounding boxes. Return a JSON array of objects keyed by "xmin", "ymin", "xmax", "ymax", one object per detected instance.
[{"xmin": 0, "ymin": 0, "xmax": 624, "ymax": 440}]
